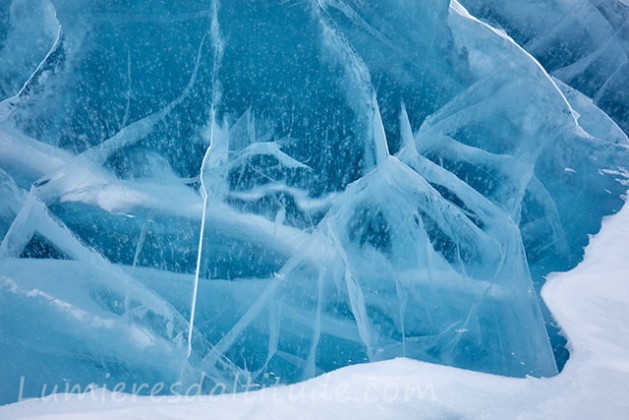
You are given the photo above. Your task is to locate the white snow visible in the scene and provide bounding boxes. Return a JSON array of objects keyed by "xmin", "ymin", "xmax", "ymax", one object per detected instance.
[{"xmin": 1, "ymin": 199, "xmax": 628, "ymax": 419}]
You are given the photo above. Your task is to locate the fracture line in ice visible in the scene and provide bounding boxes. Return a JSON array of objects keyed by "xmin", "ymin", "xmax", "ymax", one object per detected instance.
[
  {"xmin": 120, "ymin": 46, "xmax": 133, "ymax": 129},
  {"xmin": 302, "ymin": 267, "xmax": 326, "ymax": 379},
  {"xmin": 329, "ymin": 221, "xmax": 375, "ymax": 359},
  {"xmin": 250, "ymin": 297, "xmax": 281, "ymax": 381},
  {"xmin": 188, "ymin": 0, "xmax": 225, "ymax": 360},
  {"xmin": 0, "ymin": 21, "xmax": 62, "ymax": 122}
]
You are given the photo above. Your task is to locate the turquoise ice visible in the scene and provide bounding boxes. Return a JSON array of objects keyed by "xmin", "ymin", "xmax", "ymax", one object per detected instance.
[{"xmin": 0, "ymin": 0, "xmax": 627, "ymax": 404}]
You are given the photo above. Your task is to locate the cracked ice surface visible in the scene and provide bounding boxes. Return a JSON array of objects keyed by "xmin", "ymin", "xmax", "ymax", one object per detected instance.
[
  {"xmin": 0, "ymin": 0, "xmax": 628, "ymax": 404},
  {"xmin": 460, "ymin": 0, "xmax": 629, "ymax": 134}
]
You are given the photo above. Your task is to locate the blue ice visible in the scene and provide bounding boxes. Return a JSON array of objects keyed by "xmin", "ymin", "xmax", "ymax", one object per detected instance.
[{"xmin": 0, "ymin": 0, "xmax": 627, "ymax": 404}]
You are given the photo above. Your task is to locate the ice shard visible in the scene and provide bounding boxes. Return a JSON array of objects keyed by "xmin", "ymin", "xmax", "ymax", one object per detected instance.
[{"xmin": 0, "ymin": 0, "xmax": 628, "ymax": 404}]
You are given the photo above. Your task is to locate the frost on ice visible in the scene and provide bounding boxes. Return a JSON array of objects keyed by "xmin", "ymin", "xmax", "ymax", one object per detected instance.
[{"xmin": 0, "ymin": 0, "xmax": 628, "ymax": 404}]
